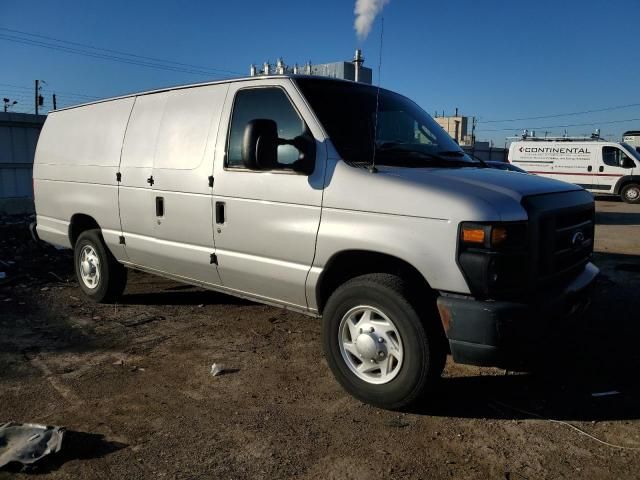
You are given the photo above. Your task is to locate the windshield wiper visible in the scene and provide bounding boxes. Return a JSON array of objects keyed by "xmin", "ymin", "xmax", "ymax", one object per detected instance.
[
  {"xmin": 437, "ymin": 150, "xmax": 465, "ymax": 156},
  {"xmin": 438, "ymin": 149, "xmax": 489, "ymax": 168},
  {"xmin": 375, "ymin": 145, "xmax": 481, "ymax": 168}
]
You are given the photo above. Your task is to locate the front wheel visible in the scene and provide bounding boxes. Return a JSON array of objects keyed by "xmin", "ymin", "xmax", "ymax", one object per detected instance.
[
  {"xmin": 74, "ymin": 229, "xmax": 127, "ymax": 303},
  {"xmin": 621, "ymin": 183, "xmax": 640, "ymax": 204},
  {"xmin": 322, "ymin": 273, "xmax": 446, "ymax": 410}
]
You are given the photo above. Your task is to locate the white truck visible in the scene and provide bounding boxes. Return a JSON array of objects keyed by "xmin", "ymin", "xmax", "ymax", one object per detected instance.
[
  {"xmin": 33, "ymin": 76, "xmax": 598, "ymax": 409},
  {"xmin": 509, "ymin": 137, "xmax": 640, "ymax": 203}
]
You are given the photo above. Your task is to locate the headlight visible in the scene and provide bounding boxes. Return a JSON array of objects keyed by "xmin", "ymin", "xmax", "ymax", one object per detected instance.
[
  {"xmin": 458, "ymin": 222, "xmax": 528, "ymax": 298},
  {"xmin": 460, "ymin": 223, "xmax": 526, "ymax": 250}
]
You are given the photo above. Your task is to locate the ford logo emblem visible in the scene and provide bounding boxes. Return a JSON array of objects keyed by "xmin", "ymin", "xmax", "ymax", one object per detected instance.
[{"xmin": 571, "ymin": 231, "xmax": 585, "ymax": 246}]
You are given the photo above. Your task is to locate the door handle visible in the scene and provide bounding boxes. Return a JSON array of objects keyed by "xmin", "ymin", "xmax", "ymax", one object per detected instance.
[
  {"xmin": 599, "ymin": 166, "xmax": 604, "ymax": 173},
  {"xmin": 156, "ymin": 197, "xmax": 164, "ymax": 217},
  {"xmin": 147, "ymin": 175, "xmax": 154, "ymax": 186},
  {"xmin": 215, "ymin": 201, "xmax": 225, "ymax": 224},
  {"xmin": 587, "ymin": 165, "xmax": 592, "ymax": 172}
]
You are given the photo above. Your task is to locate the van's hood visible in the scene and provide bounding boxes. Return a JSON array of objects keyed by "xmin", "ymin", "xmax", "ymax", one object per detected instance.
[
  {"xmin": 323, "ymin": 161, "xmax": 583, "ymax": 222},
  {"xmin": 382, "ymin": 165, "xmax": 580, "ymax": 201}
]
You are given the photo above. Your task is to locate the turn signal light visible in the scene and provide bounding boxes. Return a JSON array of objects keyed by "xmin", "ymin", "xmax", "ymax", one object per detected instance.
[{"xmin": 461, "ymin": 227, "xmax": 485, "ymax": 244}]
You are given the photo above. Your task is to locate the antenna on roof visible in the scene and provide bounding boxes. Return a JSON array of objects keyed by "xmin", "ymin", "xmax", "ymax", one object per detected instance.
[{"xmin": 369, "ymin": 16, "xmax": 385, "ymax": 174}]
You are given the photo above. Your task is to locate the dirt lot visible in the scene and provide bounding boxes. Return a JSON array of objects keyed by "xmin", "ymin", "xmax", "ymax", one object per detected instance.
[{"xmin": 1, "ymin": 199, "xmax": 639, "ymax": 479}]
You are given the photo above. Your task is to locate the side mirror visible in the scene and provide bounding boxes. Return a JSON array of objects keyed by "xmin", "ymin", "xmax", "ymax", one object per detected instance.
[
  {"xmin": 286, "ymin": 132, "xmax": 316, "ymax": 175},
  {"xmin": 241, "ymin": 119, "xmax": 278, "ymax": 170},
  {"xmin": 622, "ymin": 157, "xmax": 635, "ymax": 169}
]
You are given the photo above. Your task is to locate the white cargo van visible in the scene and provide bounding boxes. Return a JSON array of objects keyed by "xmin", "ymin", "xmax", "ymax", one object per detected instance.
[
  {"xmin": 33, "ymin": 76, "xmax": 598, "ymax": 409},
  {"xmin": 509, "ymin": 138, "xmax": 640, "ymax": 203}
]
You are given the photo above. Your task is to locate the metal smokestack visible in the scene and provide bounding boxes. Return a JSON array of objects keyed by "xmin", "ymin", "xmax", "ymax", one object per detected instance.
[
  {"xmin": 263, "ymin": 62, "xmax": 270, "ymax": 75},
  {"xmin": 250, "ymin": 64, "xmax": 257, "ymax": 76},
  {"xmin": 353, "ymin": 49, "xmax": 364, "ymax": 82},
  {"xmin": 276, "ymin": 58, "xmax": 285, "ymax": 75}
]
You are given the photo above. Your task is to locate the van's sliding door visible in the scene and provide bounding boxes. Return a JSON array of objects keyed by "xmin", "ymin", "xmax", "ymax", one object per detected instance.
[{"xmin": 147, "ymin": 85, "xmax": 227, "ymax": 286}]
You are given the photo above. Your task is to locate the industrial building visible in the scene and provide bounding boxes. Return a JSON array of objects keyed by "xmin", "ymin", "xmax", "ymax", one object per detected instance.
[
  {"xmin": 0, "ymin": 112, "xmax": 46, "ymax": 214},
  {"xmin": 250, "ymin": 49, "xmax": 373, "ymax": 84},
  {"xmin": 434, "ymin": 110, "xmax": 474, "ymax": 146}
]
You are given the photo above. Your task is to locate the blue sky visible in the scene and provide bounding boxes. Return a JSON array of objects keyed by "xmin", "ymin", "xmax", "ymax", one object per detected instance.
[{"xmin": 2, "ymin": 0, "xmax": 639, "ymax": 146}]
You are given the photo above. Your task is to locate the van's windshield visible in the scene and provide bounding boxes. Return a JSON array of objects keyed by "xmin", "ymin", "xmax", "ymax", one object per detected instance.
[
  {"xmin": 295, "ymin": 78, "xmax": 480, "ymax": 168},
  {"xmin": 622, "ymin": 143, "xmax": 640, "ymax": 162}
]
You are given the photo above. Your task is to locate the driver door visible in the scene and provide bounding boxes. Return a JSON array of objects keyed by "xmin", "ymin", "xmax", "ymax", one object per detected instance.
[
  {"xmin": 597, "ymin": 146, "xmax": 635, "ymax": 193},
  {"xmin": 210, "ymin": 80, "xmax": 326, "ymax": 309}
]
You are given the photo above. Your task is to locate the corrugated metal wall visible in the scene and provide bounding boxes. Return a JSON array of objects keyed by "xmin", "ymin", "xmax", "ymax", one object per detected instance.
[{"xmin": 0, "ymin": 112, "xmax": 46, "ymax": 213}]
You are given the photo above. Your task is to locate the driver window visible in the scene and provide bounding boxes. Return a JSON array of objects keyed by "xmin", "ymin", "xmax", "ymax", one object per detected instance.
[
  {"xmin": 602, "ymin": 146, "xmax": 631, "ymax": 168},
  {"xmin": 227, "ymin": 87, "xmax": 304, "ymax": 168}
]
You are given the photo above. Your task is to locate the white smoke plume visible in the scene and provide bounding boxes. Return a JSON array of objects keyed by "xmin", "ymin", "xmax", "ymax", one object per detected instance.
[{"xmin": 354, "ymin": 0, "xmax": 390, "ymax": 41}]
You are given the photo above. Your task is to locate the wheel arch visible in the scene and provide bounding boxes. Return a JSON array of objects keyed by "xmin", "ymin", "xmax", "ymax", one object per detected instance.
[
  {"xmin": 68, "ymin": 213, "xmax": 102, "ymax": 247},
  {"xmin": 613, "ymin": 175, "xmax": 640, "ymax": 195},
  {"xmin": 315, "ymin": 249, "xmax": 436, "ymax": 315}
]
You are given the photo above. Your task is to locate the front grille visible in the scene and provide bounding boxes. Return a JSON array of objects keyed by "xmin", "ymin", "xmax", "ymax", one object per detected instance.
[
  {"xmin": 521, "ymin": 190, "xmax": 596, "ymax": 293},
  {"xmin": 538, "ymin": 205, "xmax": 594, "ymax": 281}
]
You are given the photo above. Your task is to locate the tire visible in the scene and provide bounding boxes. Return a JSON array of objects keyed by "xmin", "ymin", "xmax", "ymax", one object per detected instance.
[
  {"xmin": 621, "ymin": 183, "xmax": 640, "ymax": 204},
  {"xmin": 322, "ymin": 273, "xmax": 446, "ymax": 410},
  {"xmin": 74, "ymin": 229, "xmax": 127, "ymax": 303}
]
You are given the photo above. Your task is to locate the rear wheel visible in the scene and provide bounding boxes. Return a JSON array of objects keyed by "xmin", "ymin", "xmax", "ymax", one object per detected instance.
[
  {"xmin": 621, "ymin": 183, "xmax": 640, "ymax": 204},
  {"xmin": 322, "ymin": 273, "xmax": 446, "ymax": 410},
  {"xmin": 74, "ymin": 229, "xmax": 127, "ymax": 303}
]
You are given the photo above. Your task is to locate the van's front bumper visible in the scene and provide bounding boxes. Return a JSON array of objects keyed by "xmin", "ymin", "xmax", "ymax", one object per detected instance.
[{"xmin": 436, "ymin": 262, "xmax": 599, "ymax": 367}]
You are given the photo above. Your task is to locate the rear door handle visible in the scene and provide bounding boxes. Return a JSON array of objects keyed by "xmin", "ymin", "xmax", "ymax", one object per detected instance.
[
  {"xmin": 587, "ymin": 165, "xmax": 592, "ymax": 172},
  {"xmin": 215, "ymin": 201, "xmax": 225, "ymax": 224},
  {"xmin": 156, "ymin": 197, "xmax": 164, "ymax": 217},
  {"xmin": 147, "ymin": 175, "xmax": 154, "ymax": 186}
]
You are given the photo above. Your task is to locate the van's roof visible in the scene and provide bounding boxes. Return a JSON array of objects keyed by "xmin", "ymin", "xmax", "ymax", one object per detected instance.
[
  {"xmin": 510, "ymin": 139, "xmax": 628, "ymax": 147},
  {"xmin": 50, "ymin": 75, "xmax": 359, "ymax": 113}
]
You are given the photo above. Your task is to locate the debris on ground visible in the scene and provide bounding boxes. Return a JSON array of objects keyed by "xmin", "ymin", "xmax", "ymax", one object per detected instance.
[
  {"xmin": 591, "ymin": 390, "xmax": 620, "ymax": 397},
  {"xmin": 0, "ymin": 422, "xmax": 65, "ymax": 468},
  {"xmin": 210, "ymin": 363, "xmax": 227, "ymax": 376}
]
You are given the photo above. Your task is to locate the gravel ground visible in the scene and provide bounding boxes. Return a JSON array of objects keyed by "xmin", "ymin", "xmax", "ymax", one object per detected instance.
[{"xmin": 1, "ymin": 199, "xmax": 639, "ymax": 479}]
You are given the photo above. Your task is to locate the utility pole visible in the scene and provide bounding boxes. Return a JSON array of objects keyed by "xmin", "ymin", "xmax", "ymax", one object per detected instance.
[
  {"xmin": 52, "ymin": 94, "xmax": 57, "ymax": 110},
  {"xmin": 472, "ymin": 117, "xmax": 477, "ymax": 144},
  {"xmin": 35, "ymin": 79, "xmax": 39, "ymax": 115}
]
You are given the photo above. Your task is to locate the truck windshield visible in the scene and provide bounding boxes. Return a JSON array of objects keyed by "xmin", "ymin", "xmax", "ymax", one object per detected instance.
[{"xmin": 295, "ymin": 78, "xmax": 478, "ymax": 168}]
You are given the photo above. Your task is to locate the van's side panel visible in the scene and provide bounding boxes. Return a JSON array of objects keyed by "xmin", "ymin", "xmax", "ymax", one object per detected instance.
[
  {"xmin": 147, "ymin": 84, "xmax": 227, "ymax": 285},
  {"xmin": 34, "ymin": 98, "xmax": 135, "ymax": 259},
  {"xmin": 509, "ymin": 141, "xmax": 598, "ymax": 191},
  {"xmin": 119, "ymin": 92, "xmax": 169, "ymax": 268}
]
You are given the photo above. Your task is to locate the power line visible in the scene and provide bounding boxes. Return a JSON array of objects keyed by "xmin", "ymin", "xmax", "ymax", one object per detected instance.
[
  {"xmin": 0, "ymin": 27, "xmax": 243, "ymax": 77},
  {"xmin": 0, "ymin": 34, "xmax": 230, "ymax": 77},
  {"xmin": 0, "ymin": 30, "xmax": 243, "ymax": 78},
  {"xmin": 0, "ymin": 82, "xmax": 100, "ymax": 99},
  {"xmin": 479, "ymin": 103, "xmax": 640, "ymax": 123},
  {"xmin": 476, "ymin": 117, "xmax": 640, "ymax": 132}
]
